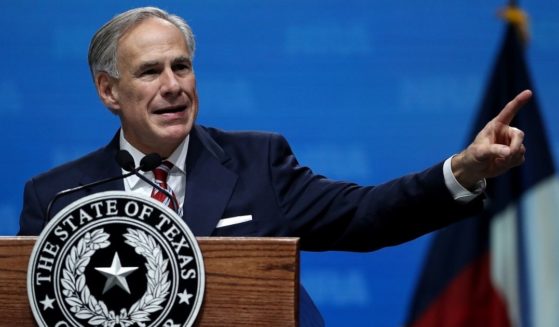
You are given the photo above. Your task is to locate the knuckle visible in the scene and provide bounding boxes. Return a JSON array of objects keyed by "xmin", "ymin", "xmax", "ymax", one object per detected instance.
[{"xmin": 510, "ymin": 127, "xmax": 524, "ymax": 137}]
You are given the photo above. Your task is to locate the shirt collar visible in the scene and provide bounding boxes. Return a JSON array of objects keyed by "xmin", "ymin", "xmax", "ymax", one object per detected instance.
[{"xmin": 119, "ymin": 130, "xmax": 189, "ymax": 188}]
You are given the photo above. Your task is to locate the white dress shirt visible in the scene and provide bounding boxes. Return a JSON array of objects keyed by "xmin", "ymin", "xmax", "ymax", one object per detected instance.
[
  {"xmin": 443, "ymin": 156, "xmax": 486, "ymax": 203},
  {"xmin": 119, "ymin": 130, "xmax": 189, "ymax": 212}
]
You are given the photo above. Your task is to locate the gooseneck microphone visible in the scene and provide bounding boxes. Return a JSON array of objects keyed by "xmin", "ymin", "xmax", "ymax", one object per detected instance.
[
  {"xmin": 116, "ymin": 150, "xmax": 161, "ymax": 173},
  {"xmin": 44, "ymin": 151, "xmax": 165, "ymax": 226},
  {"xmin": 117, "ymin": 150, "xmax": 180, "ymax": 213}
]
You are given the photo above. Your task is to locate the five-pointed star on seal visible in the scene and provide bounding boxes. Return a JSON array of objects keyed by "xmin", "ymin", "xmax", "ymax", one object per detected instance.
[
  {"xmin": 177, "ymin": 288, "xmax": 193, "ymax": 305},
  {"xmin": 95, "ymin": 252, "xmax": 138, "ymax": 294},
  {"xmin": 40, "ymin": 294, "xmax": 55, "ymax": 310}
]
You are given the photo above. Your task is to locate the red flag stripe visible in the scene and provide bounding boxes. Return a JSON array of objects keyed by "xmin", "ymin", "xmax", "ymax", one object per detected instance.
[{"xmin": 410, "ymin": 252, "xmax": 511, "ymax": 327}]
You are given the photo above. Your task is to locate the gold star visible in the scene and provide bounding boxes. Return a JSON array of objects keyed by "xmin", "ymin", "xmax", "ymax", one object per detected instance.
[{"xmin": 499, "ymin": 5, "xmax": 530, "ymax": 43}]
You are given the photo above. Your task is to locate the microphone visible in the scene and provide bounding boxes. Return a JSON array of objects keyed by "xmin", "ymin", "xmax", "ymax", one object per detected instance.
[
  {"xmin": 117, "ymin": 150, "xmax": 180, "ymax": 214},
  {"xmin": 44, "ymin": 151, "xmax": 168, "ymax": 226},
  {"xmin": 116, "ymin": 150, "xmax": 161, "ymax": 173}
]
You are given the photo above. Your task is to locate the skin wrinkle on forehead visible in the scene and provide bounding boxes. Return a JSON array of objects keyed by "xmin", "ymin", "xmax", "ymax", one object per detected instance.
[{"xmin": 109, "ymin": 16, "xmax": 194, "ymax": 79}]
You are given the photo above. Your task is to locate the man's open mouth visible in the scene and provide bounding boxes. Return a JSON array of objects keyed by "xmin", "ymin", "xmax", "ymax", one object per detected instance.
[{"xmin": 154, "ymin": 105, "xmax": 187, "ymax": 114}]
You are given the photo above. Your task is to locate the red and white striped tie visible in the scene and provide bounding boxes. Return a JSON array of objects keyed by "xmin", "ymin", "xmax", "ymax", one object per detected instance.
[{"xmin": 151, "ymin": 161, "xmax": 179, "ymax": 211}]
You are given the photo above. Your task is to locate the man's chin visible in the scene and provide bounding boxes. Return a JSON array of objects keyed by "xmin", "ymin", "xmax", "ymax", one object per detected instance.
[{"xmin": 159, "ymin": 128, "xmax": 190, "ymax": 145}]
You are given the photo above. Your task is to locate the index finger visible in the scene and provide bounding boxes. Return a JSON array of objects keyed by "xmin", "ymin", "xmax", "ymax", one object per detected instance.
[{"xmin": 493, "ymin": 89, "xmax": 532, "ymax": 125}]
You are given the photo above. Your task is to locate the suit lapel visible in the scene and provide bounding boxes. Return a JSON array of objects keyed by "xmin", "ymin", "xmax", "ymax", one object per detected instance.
[
  {"xmin": 72, "ymin": 127, "xmax": 237, "ymax": 236},
  {"xmin": 182, "ymin": 126, "xmax": 238, "ymax": 236}
]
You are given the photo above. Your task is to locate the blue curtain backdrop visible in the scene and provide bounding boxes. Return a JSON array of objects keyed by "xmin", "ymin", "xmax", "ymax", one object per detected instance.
[{"xmin": 2, "ymin": 1, "xmax": 557, "ymax": 326}]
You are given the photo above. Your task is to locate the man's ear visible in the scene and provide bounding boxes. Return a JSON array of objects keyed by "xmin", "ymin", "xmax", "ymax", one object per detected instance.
[{"xmin": 95, "ymin": 72, "xmax": 120, "ymax": 112}]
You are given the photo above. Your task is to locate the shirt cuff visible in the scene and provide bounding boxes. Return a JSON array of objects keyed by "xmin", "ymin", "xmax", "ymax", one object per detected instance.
[{"xmin": 443, "ymin": 156, "xmax": 486, "ymax": 203}]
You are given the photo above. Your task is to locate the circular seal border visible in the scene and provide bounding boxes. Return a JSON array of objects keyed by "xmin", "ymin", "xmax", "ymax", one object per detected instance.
[
  {"xmin": 53, "ymin": 218, "xmax": 180, "ymax": 327},
  {"xmin": 27, "ymin": 191, "xmax": 205, "ymax": 327}
]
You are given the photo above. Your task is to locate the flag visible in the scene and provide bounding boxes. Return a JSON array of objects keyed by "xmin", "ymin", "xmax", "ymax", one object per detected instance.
[{"xmin": 406, "ymin": 7, "xmax": 559, "ymax": 327}]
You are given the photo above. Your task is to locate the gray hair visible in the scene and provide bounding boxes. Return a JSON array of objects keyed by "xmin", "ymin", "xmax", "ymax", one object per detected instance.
[{"xmin": 88, "ymin": 7, "xmax": 195, "ymax": 79}]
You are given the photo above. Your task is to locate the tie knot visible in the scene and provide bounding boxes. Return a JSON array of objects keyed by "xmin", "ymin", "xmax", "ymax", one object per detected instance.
[{"xmin": 153, "ymin": 161, "xmax": 174, "ymax": 183}]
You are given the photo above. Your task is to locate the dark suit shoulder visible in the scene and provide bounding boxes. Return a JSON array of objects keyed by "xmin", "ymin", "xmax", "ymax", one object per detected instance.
[
  {"xmin": 19, "ymin": 134, "xmax": 121, "ymax": 235},
  {"xmin": 28, "ymin": 133, "xmax": 120, "ymax": 194},
  {"xmin": 198, "ymin": 125, "xmax": 282, "ymax": 145},
  {"xmin": 32, "ymin": 147, "xmax": 104, "ymax": 182},
  {"xmin": 195, "ymin": 125, "xmax": 291, "ymax": 162}
]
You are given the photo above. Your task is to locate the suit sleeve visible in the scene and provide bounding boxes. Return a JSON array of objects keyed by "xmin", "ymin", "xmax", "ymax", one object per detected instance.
[
  {"xmin": 18, "ymin": 178, "xmax": 48, "ymax": 236},
  {"xmin": 267, "ymin": 133, "xmax": 484, "ymax": 252}
]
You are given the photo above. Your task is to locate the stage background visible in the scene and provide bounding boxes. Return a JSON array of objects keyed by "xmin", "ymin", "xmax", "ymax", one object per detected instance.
[{"xmin": 2, "ymin": 1, "xmax": 557, "ymax": 325}]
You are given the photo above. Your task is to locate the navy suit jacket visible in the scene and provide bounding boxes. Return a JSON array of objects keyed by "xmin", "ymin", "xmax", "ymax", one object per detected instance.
[
  {"xmin": 20, "ymin": 124, "xmax": 482, "ymax": 246},
  {"xmin": 19, "ymin": 124, "xmax": 483, "ymax": 325}
]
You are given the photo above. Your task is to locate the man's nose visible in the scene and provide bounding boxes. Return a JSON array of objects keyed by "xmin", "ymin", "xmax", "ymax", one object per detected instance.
[{"xmin": 160, "ymin": 69, "xmax": 181, "ymax": 97}]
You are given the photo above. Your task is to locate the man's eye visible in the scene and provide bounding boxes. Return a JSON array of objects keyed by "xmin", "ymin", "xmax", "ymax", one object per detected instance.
[
  {"xmin": 174, "ymin": 63, "xmax": 191, "ymax": 72},
  {"xmin": 141, "ymin": 69, "xmax": 157, "ymax": 76}
]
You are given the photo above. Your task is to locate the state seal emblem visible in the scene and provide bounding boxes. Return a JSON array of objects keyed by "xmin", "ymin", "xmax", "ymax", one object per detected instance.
[{"xmin": 27, "ymin": 191, "xmax": 205, "ymax": 327}]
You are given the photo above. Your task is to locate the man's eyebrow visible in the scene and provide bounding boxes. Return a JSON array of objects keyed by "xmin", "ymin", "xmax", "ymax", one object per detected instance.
[
  {"xmin": 134, "ymin": 56, "xmax": 192, "ymax": 74},
  {"xmin": 172, "ymin": 56, "xmax": 192, "ymax": 65},
  {"xmin": 135, "ymin": 60, "xmax": 161, "ymax": 73}
]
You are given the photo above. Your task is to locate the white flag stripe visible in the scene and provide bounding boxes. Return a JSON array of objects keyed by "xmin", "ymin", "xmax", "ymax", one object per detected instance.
[
  {"xmin": 490, "ymin": 204, "xmax": 521, "ymax": 327},
  {"xmin": 522, "ymin": 176, "xmax": 559, "ymax": 327}
]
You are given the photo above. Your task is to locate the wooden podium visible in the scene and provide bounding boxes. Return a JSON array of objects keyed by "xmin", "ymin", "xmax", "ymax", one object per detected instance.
[{"xmin": 0, "ymin": 236, "xmax": 299, "ymax": 326}]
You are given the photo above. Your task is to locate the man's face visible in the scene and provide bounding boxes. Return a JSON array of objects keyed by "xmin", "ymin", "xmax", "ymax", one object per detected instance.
[{"xmin": 106, "ymin": 17, "xmax": 198, "ymax": 156}]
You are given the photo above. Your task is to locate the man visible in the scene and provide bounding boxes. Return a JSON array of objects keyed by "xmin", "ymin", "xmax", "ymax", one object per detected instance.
[{"xmin": 18, "ymin": 6, "xmax": 530, "ymax": 325}]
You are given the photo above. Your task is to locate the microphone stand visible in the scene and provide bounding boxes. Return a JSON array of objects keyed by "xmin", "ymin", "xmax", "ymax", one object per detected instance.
[
  {"xmin": 43, "ymin": 151, "xmax": 181, "ymax": 230},
  {"xmin": 44, "ymin": 170, "xmax": 140, "ymax": 225}
]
